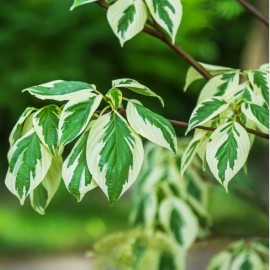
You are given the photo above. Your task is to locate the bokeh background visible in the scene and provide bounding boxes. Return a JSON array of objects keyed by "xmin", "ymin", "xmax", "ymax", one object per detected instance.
[{"xmin": 0, "ymin": 0, "xmax": 268, "ymax": 269}]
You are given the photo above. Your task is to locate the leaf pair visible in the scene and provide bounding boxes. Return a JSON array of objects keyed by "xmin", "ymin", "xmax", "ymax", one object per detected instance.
[{"xmin": 71, "ymin": 0, "xmax": 183, "ymax": 45}]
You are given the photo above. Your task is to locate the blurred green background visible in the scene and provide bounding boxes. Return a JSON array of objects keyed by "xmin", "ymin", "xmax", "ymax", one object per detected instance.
[{"xmin": 0, "ymin": 0, "xmax": 268, "ymax": 263}]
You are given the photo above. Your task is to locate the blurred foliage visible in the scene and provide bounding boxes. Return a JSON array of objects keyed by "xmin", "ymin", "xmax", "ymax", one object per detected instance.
[
  {"xmin": 93, "ymin": 140, "xmax": 268, "ymax": 269},
  {"xmin": 0, "ymin": 185, "xmax": 131, "ymax": 255},
  {"xmin": 0, "ymin": 0, "xmax": 267, "ymax": 257}
]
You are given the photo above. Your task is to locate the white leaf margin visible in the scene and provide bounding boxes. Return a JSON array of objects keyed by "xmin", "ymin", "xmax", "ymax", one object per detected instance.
[
  {"xmin": 126, "ymin": 100, "xmax": 177, "ymax": 153},
  {"xmin": 107, "ymin": 0, "xmax": 147, "ymax": 46},
  {"xmin": 206, "ymin": 121, "xmax": 250, "ymax": 191},
  {"xmin": 145, "ymin": 0, "xmax": 182, "ymax": 43},
  {"xmin": 5, "ymin": 129, "xmax": 52, "ymax": 205},
  {"xmin": 86, "ymin": 111, "xmax": 144, "ymax": 201},
  {"xmin": 159, "ymin": 197, "xmax": 199, "ymax": 249}
]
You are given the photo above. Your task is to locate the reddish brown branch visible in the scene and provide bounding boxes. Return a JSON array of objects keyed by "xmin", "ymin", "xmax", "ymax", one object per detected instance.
[
  {"xmin": 96, "ymin": 109, "xmax": 269, "ymax": 140},
  {"xmin": 143, "ymin": 27, "xmax": 212, "ymax": 80},
  {"xmin": 96, "ymin": 1, "xmax": 212, "ymax": 80},
  {"xmin": 237, "ymin": 0, "xmax": 269, "ymax": 27}
]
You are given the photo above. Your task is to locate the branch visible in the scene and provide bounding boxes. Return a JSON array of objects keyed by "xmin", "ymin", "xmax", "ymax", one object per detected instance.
[
  {"xmin": 237, "ymin": 0, "xmax": 269, "ymax": 27},
  {"xmin": 143, "ymin": 26, "xmax": 212, "ymax": 80},
  {"xmin": 97, "ymin": 109, "xmax": 269, "ymax": 140},
  {"xmin": 166, "ymin": 118, "xmax": 269, "ymax": 140},
  {"xmin": 96, "ymin": 0, "xmax": 212, "ymax": 80}
]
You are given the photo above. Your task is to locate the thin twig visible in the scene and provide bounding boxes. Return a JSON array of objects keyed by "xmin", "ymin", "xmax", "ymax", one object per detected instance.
[
  {"xmin": 237, "ymin": 0, "xmax": 269, "ymax": 27},
  {"xmin": 94, "ymin": 1, "xmax": 269, "ymax": 141},
  {"xmin": 95, "ymin": 109, "xmax": 269, "ymax": 140},
  {"xmin": 97, "ymin": 0, "xmax": 109, "ymax": 9},
  {"xmin": 143, "ymin": 27, "xmax": 212, "ymax": 80},
  {"xmin": 96, "ymin": 0, "xmax": 212, "ymax": 80},
  {"xmin": 168, "ymin": 118, "xmax": 269, "ymax": 140}
]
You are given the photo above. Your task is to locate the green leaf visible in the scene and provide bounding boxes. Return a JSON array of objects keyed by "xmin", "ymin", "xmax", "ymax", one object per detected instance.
[
  {"xmin": 206, "ymin": 121, "xmax": 250, "ymax": 191},
  {"xmin": 9, "ymin": 107, "xmax": 37, "ymax": 147},
  {"xmin": 248, "ymin": 70, "xmax": 269, "ymax": 106},
  {"xmin": 187, "ymin": 97, "xmax": 229, "ymax": 133},
  {"xmin": 198, "ymin": 72, "xmax": 239, "ymax": 103},
  {"xmin": 145, "ymin": 0, "xmax": 182, "ymax": 43},
  {"xmin": 105, "ymin": 88, "xmax": 123, "ymax": 110},
  {"xmin": 241, "ymin": 102, "xmax": 269, "ymax": 131},
  {"xmin": 70, "ymin": 0, "xmax": 97, "ymax": 11},
  {"xmin": 158, "ymin": 251, "xmax": 177, "ymax": 270},
  {"xmin": 184, "ymin": 169, "xmax": 209, "ymax": 219},
  {"xmin": 236, "ymin": 84, "xmax": 255, "ymax": 102},
  {"xmin": 184, "ymin": 63, "xmax": 236, "ymax": 92},
  {"xmin": 259, "ymin": 63, "xmax": 269, "ymax": 72},
  {"xmin": 87, "ymin": 111, "xmax": 144, "ymax": 205},
  {"xmin": 30, "ymin": 155, "xmax": 62, "ymax": 215},
  {"xmin": 127, "ymin": 100, "xmax": 177, "ymax": 153},
  {"xmin": 23, "ymin": 80, "xmax": 96, "ymax": 101},
  {"xmin": 130, "ymin": 193, "xmax": 158, "ymax": 227},
  {"xmin": 107, "ymin": 0, "xmax": 147, "ymax": 46},
  {"xmin": 181, "ymin": 130, "xmax": 206, "ymax": 176},
  {"xmin": 33, "ymin": 105, "xmax": 61, "ymax": 154},
  {"xmin": 112, "ymin": 78, "xmax": 164, "ymax": 106},
  {"xmin": 206, "ymin": 251, "xmax": 232, "ymax": 270},
  {"xmin": 5, "ymin": 130, "xmax": 52, "ymax": 204},
  {"xmin": 231, "ymin": 251, "xmax": 264, "ymax": 270},
  {"xmin": 63, "ymin": 124, "xmax": 97, "ymax": 202},
  {"xmin": 58, "ymin": 92, "xmax": 102, "ymax": 149},
  {"xmin": 159, "ymin": 198, "xmax": 199, "ymax": 249}
]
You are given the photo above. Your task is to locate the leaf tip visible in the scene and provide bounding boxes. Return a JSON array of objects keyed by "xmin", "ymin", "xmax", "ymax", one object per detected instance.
[
  {"xmin": 185, "ymin": 128, "xmax": 191, "ymax": 136},
  {"xmin": 19, "ymin": 196, "xmax": 26, "ymax": 206}
]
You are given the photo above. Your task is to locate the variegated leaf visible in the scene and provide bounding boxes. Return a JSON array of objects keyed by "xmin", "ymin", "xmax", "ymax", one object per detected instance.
[
  {"xmin": 63, "ymin": 124, "xmax": 97, "ymax": 202},
  {"xmin": 112, "ymin": 78, "xmax": 164, "ymax": 106},
  {"xmin": 181, "ymin": 130, "xmax": 207, "ymax": 176},
  {"xmin": 5, "ymin": 129, "xmax": 52, "ymax": 204},
  {"xmin": 231, "ymin": 251, "xmax": 265, "ymax": 270},
  {"xmin": 23, "ymin": 80, "xmax": 96, "ymax": 101},
  {"xmin": 235, "ymin": 84, "xmax": 255, "ymax": 102},
  {"xmin": 70, "ymin": 0, "xmax": 97, "ymax": 11},
  {"xmin": 187, "ymin": 97, "xmax": 229, "ymax": 134},
  {"xmin": 184, "ymin": 63, "xmax": 236, "ymax": 91},
  {"xmin": 158, "ymin": 250, "xmax": 181, "ymax": 270},
  {"xmin": 251, "ymin": 239, "xmax": 269, "ymax": 255},
  {"xmin": 30, "ymin": 155, "xmax": 62, "ymax": 215},
  {"xmin": 87, "ymin": 111, "xmax": 144, "ymax": 205},
  {"xmin": 9, "ymin": 107, "xmax": 37, "ymax": 147},
  {"xmin": 248, "ymin": 70, "xmax": 269, "ymax": 105},
  {"xmin": 33, "ymin": 105, "xmax": 61, "ymax": 154},
  {"xmin": 131, "ymin": 193, "xmax": 158, "ymax": 227},
  {"xmin": 206, "ymin": 251, "xmax": 232, "ymax": 270},
  {"xmin": 145, "ymin": 0, "xmax": 182, "ymax": 43},
  {"xmin": 58, "ymin": 92, "xmax": 102, "ymax": 149},
  {"xmin": 127, "ymin": 100, "xmax": 177, "ymax": 153},
  {"xmin": 206, "ymin": 121, "xmax": 250, "ymax": 191},
  {"xmin": 159, "ymin": 198, "xmax": 199, "ymax": 249},
  {"xmin": 241, "ymin": 102, "xmax": 269, "ymax": 131},
  {"xmin": 198, "ymin": 72, "xmax": 239, "ymax": 103},
  {"xmin": 107, "ymin": 0, "xmax": 147, "ymax": 46},
  {"xmin": 105, "ymin": 88, "xmax": 123, "ymax": 110},
  {"xmin": 259, "ymin": 63, "xmax": 269, "ymax": 72},
  {"xmin": 184, "ymin": 66, "xmax": 205, "ymax": 92},
  {"xmin": 184, "ymin": 170, "xmax": 209, "ymax": 219}
]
